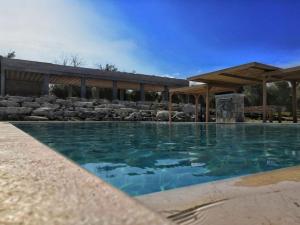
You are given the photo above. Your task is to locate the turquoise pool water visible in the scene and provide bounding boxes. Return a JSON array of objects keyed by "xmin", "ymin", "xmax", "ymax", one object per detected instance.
[{"xmin": 14, "ymin": 122, "xmax": 300, "ymax": 196}]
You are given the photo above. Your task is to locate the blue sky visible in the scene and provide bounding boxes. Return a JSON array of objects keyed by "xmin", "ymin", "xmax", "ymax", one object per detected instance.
[{"xmin": 1, "ymin": 0, "xmax": 300, "ymax": 78}]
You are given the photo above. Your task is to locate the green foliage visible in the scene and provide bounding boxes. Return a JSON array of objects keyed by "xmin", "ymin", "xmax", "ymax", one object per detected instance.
[
  {"xmin": 243, "ymin": 81, "xmax": 292, "ymax": 111},
  {"xmin": 243, "ymin": 84, "xmax": 262, "ymax": 106}
]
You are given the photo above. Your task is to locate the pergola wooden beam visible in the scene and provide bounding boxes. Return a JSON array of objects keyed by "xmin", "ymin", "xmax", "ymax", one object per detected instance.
[
  {"xmin": 220, "ymin": 72, "xmax": 262, "ymax": 83},
  {"xmin": 189, "ymin": 78, "xmax": 241, "ymax": 88},
  {"xmin": 188, "ymin": 62, "xmax": 280, "ymax": 82}
]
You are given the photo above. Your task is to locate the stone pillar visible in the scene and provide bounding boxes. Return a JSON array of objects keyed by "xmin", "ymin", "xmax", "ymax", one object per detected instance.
[
  {"xmin": 68, "ymin": 86, "xmax": 73, "ymax": 98},
  {"xmin": 41, "ymin": 74, "xmax": 49, "ymax": 96},
  {"xmin": 80, "ymin": 77, "xmax": 86, "ymax": 99},
  {"xmin": 292, "ymin": 80, "xmax": 298, "ymax": 123},
  {"xmin": 140, "ymin": 83, "xmax": 145, "ymax": 102},
  {"xmin": 120, "ymin": 89, "xmax": 125, "ymax": 101},
  {"xmin": 112, "ymin": 80, "xmax": 118, "ymax": 100},
  {"xmin": 163, "ymin": 85, "xmax": 169, "ymax": 102},
  {"xmin": 0, "ymin": 71, "xmax": 5, "ymax": 97},
  {"xmin": 215, "ymin": 94, "xmax": 245, "ymax": 123}
]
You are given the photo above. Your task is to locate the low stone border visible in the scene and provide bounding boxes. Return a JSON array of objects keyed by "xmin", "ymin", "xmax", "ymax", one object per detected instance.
[{"xmin": 0, "ymin": 95, "xmax": 196, "ymax": 122}]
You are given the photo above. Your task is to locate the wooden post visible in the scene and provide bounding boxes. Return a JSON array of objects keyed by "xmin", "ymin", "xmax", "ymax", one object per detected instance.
[
  {"xmin": 0, "ymin": 57, "xmax": 5, "ymax": 96},
  {"xmin": 194, "ymin": 94, "xmax": 199, "ymax": 122},
  {"xmin": 262, "ymin": 79, "xmax": 267, "ymax": 123},
  {"xmin": 80, "ymin": 77, "xmax": 86, "ymax": 99},
  {"xmin": 91, "ymin": 87, "xmax": 99, "ymax": 99},
  {"xmin": 163, "ymin": 85, "xmax": 169, "ymax": 102},
  {"xmin": 0, "ymin": 70, "xmax": 5, "ymax": 97},
  {"xmin": 205, "ymin": 85, "xmax": 210, "ymax": 122},
  {"xmin": 140, "ymin": 83, "xmax": 145, "ymax": 102},
  {"xmin": 120, "ymin": 89, "xmax": 125, "ymax": 101},
  {"xmin": 291, "ymin": 80, "xmax": 298, "ymax": 123},
  {"xmin": 112, "ymin": 80, "xmax": 118, "ymax": 100},
  {"xmin": 42, "ymin": 74, "xmax": 49, "ymax": 96},
  {"xmin": 169, "ymin": 93, "xmax": 173, "ymax": 123},
  {"xmin": 68, "ymin": 86, "xmax": 73, "ymax": 98}
]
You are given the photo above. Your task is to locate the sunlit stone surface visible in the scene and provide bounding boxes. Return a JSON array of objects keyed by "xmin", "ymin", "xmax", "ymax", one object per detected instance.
[{"xmin": 0, "ymin": 122, "xmax": 171, "ymax": 225}]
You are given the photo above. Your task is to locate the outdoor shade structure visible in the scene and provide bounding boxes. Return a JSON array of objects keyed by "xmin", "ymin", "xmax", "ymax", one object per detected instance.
[
  {"xmin": 169, "ymin": 62, "xmax": 300, "ymax": 123},
  {"xmin": 169, "ymin": 85, "xmax": 236, "ymax": 122},
  {"xmin": 0, "ymin": 57, "xmax": 188, "ymax": 101}
]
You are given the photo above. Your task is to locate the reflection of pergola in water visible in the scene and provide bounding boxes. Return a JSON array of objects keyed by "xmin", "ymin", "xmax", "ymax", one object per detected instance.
[{"xmin": 169, "ymin": 62, "xmax": 300, "ymax": 123}]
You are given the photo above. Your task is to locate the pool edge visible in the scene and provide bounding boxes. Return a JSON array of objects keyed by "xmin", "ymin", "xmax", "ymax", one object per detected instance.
[
  {"xmin": 137, "ymin": 165, "xmax": 300, "ymax": 225},
  {"xmin": 0, "ymin": 122, "xmax": 172, "ymax": 225}
]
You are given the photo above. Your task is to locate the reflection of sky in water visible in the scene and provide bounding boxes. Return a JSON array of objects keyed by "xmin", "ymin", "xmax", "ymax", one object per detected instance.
[{"xmin": 14, "ymin": 122, "xmax": 300, "ymax": 196}]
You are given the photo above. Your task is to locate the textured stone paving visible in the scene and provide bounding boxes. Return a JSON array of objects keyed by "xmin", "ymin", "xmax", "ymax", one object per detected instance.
[
  {"xmin": 0, "ymin": 122, "xmax": 172, "ymax": 225},
  {"xmin": 138, "ymin": 166, "xmax": 300, "ymax": 225}
]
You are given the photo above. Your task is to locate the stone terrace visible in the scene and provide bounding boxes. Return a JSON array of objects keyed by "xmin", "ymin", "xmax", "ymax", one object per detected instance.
[{"xmin": 0, "ymin": 95, "xmax": 199, "ymax": 122}]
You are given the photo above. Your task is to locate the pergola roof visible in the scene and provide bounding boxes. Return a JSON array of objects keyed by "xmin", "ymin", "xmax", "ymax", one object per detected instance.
[
  {"xmin": 270, "ymin": 65, "xmax": 300, "ymax": 81},
  {"xmin": 188, "ymin": 62, "xmax": 281, "ymax": 87},
  {"xmin": 1, "ymin": 58, "xmax": 188, "ymax": 87},
  {"xmin": 170, "ymin": 84, "xmax": 236, "ymax": 95}
]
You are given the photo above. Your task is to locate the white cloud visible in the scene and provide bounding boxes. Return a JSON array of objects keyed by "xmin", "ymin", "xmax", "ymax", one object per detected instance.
[{"xmin": 0, "ymin": 0, "xmax": 161, "ymax": 74}]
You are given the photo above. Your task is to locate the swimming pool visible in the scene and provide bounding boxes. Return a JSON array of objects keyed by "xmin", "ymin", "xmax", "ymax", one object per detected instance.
[{"xmin": 14, "ymin": 122, "xmax": 300, "ymax": 196}]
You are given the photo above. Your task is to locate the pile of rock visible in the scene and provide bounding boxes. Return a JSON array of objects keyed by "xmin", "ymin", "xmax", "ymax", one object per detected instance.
[{"xmin": 0, "ymin": 95, "xmax": 197, "ymax": 122}]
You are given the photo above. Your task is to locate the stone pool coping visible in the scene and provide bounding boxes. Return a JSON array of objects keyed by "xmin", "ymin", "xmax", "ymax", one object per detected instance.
[
  {"xmin": 2, "ymin": 121, "xmax": 300, "ymax": 225},
  {"xmin": 0, "ymin": 122, "xmax": 172, "ymax": 225},
  {"xmin": 137, "ymin": 165, "xmax": 300, "ymax": 225}
]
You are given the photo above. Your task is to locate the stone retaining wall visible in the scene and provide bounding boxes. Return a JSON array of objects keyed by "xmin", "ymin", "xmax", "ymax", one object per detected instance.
[{"xmin": 0, "ymin": 95, "xmax": 197, "ymax": 122}]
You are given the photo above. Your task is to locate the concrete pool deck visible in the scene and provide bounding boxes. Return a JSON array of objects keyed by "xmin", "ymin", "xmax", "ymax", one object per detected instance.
[
  {"xmin": 138, "ymin": 166, "xmax": 300, "ymax": 225},
  {"xmin": 1, "ymin": 121, "xmax": 300, "ymax": 225},
  {"xmin": 0, "ymin": 122, "xmax": 172, "ymax": 225}
]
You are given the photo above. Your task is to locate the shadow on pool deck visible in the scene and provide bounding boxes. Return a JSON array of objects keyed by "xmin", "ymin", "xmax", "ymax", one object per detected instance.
[{"xmin": 137, "ymin": 166, "xmax": 300, "ymax": 225}]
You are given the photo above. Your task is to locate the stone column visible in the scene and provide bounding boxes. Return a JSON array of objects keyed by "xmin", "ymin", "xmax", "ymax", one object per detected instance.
[
  {"xmin": 80, "ymin": 77, "xmax": 86, "ymax": 99},
  {"xmin": 112, "ymin": 80, "xmax": 118, "ymax": 100},
  {"xmin": 41, "ymin": 74, "xmax": 49, "ymax": 96},
  {"xmin": 140, "ymin": 83, "xmax": 145, "ymax": 102}
]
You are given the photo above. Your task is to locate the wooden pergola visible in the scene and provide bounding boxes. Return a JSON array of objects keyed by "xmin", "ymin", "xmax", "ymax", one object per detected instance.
[
  {"xmin": 169, "ymin": 85, "xmax": 236, "ymax": 122},
  {"xmin": 169, "ymin": 62, "xmax": 300, "ymax": 123},
  {"xmin": 0, "ymin": 57, "xmax": 188, "ymax": 100}
]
